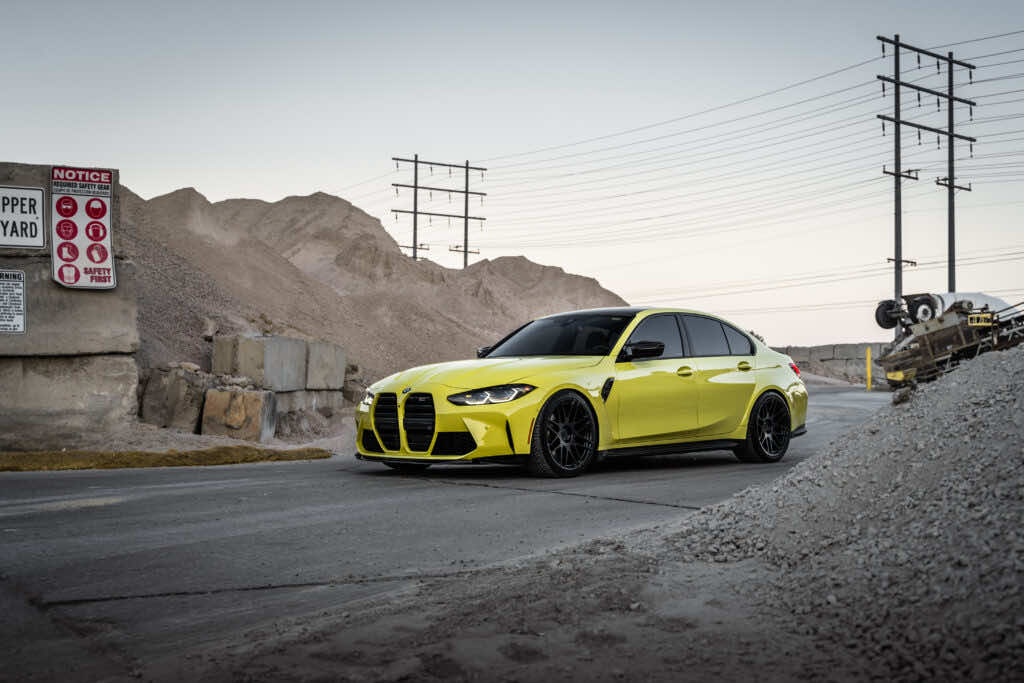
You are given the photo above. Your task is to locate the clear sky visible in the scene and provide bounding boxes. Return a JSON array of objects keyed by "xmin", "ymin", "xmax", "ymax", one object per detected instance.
[{"xmin": 4, "ymin": 1, "xmax": 1022, "ymax": 345}]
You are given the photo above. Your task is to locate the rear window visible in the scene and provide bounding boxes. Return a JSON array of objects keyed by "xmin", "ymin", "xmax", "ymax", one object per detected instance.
[
  {"xmin": 682, "ymin": 315, "xmax": 730, "ymax": 356},
  {"xmin": 722, "ymin": 324, "xmax": 754, "ymax": 355}
]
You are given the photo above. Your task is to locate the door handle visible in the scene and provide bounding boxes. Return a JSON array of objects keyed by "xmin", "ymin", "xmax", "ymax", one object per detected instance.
[
  {"xmin": 676, "ymin": 366, "xmax": 693, "ymax": 377},
  {"xmin": 737, "ymin": 361, "xmax": 752, "ymax": 371}
]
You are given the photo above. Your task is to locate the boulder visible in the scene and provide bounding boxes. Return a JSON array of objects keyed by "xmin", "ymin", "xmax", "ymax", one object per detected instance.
[
  {"xmin": 140, "ymin": 365, "xmax": 216, "ymax": 432},
  {"xmin": 201, "ymin": 389, "xmax": 276, "ymax": 442},
  {"xmin": 305, "ymin": 341, "xmax": 346, "ymax": 390}
]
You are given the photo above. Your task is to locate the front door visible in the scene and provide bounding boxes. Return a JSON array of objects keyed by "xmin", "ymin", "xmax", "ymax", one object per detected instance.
[{"xmin": 612, "ymin": 314, "xmax": 700, "ymax": 441}]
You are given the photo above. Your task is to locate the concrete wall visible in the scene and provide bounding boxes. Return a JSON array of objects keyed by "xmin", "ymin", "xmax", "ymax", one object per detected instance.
[
  {"xmin": 0, "ymin": 162, "xmax": 139, "ymax": 450},
  {"xmin": 0, "ymin": 355, "xmax": 138, "ymax": 449},
  {"xmin": 774, "ymin": 342, "xmax": 890, "ymax": 387}
]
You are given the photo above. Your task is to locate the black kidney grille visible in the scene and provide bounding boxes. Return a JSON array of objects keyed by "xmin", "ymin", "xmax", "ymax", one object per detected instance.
[
  {"xmin": 373, "ymin": 393, "xmax": 400, "ymax": 450},
  {"xmin": 403, "ymin": 393, "xmax": 435, "ymax": 451}
]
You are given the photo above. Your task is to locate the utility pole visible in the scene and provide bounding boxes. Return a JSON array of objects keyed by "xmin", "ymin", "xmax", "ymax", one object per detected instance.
[
  {"xmin": 391, "ymin": 155, "xmax": 487, "ymax": 266},
  {"xmin": 876, "ymin": 35, "xmax": 976, "ymax": 305}
]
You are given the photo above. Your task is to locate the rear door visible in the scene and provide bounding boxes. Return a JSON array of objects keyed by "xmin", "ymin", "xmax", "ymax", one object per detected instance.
[
  {"xmin": 612, "ymin": 314, "xmax": 700, "ymax": 440},
  {"xmin": 678, "ymin": 314, "xmax": 758, "ymax": 436}
]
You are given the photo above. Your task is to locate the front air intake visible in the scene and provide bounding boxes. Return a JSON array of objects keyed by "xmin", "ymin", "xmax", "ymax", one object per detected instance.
[
  {"xmin": 403, "ymin": 393, "xmax": 435, "ymax": 451},
  {"xmin": 373, "ymin": 393, "xmax": 400, "ymax": 450}
]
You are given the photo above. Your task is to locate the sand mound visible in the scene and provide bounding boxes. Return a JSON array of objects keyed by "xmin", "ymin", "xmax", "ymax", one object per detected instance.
[{"xmin": 119, "ymin": 186, "xmax": 625, "ymax": 384}]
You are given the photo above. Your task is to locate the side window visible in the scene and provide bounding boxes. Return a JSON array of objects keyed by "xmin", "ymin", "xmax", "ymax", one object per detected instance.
[
  {"xmin": 722, "ymin": 323, "xmax": 754, "ymax": 356},
  {"xmin": 623, "ymin": 315, "xmax": 683, "ymax": 359},
  {"xmin": 682, "ymin": 315, "xmax": 730, "ymax": 356}
]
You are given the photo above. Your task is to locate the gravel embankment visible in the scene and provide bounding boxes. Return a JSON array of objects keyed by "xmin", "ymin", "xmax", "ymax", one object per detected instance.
[{"xmin": 669, "ymin": 345, "xmax": 1024, "ymax": 679}]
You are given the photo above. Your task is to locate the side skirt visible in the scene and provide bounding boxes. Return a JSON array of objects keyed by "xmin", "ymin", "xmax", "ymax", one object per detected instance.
[{"xmin": 599, "ymin": 439, "xmax": 742, "ymax": 459}]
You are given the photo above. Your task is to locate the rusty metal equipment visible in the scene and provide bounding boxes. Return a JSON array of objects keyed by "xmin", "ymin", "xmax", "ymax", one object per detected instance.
[{"xmin": 877, "ymin": 299, "xmax": 1024, "ymax": 388}]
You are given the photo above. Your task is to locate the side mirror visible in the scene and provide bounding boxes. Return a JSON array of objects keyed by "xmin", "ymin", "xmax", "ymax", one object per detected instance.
[
  {"xmin": 619, "ymin": 340, "xmax": 664, "ymax": 362},
  {"xmin": 476, "ymin": 345, "xmax": 493, "ymax": 358}
]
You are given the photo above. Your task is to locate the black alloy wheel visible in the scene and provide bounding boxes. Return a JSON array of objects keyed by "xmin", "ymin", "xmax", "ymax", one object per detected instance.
[
  {"xmin": 528, "ymin": 390, "xmax": 597, "ymax": 477},
  {"xmin": 734, "ymin": 392, "xmax": 791, "ymax": 463}
]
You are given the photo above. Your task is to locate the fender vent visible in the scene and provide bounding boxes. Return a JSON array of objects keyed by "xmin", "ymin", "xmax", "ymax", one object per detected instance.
[{"xmin": 601, "ymin": 377, "xmax": 615, "ymax": 402}]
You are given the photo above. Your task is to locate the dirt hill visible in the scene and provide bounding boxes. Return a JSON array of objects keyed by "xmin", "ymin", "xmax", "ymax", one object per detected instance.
[{"xmin": 119, "ymin": 186, "xmax": 626, "ymax": 385}]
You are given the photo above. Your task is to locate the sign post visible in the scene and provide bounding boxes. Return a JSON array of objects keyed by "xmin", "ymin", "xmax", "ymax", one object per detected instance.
[{"xmin": 50, "ymin": 166, "xmax": 116, "ymax": 289}]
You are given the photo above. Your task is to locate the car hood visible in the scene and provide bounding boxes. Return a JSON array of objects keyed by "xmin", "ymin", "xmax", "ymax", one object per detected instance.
[{"xmin": 372, "ymin": 356, "xmax": 605, "ymax": 392}]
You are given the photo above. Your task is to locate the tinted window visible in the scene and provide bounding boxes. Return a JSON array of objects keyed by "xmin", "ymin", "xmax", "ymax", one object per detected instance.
[
  {"xmin": 723, "ymin": 324, "xmax": 754, "ymax": 355},
  {"xmin": 488, "ymin": 313, "xmax": 634, "ymax": 357},
  {"xmin": 683, "ymin": 315, "xmax": 730, "ymax": 356},
  {"xmin": 623, "ymin": 315, "xmax": 683, "ymax": 359}
]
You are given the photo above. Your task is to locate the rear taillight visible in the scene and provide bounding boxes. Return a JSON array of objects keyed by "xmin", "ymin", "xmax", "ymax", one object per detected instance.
[{"xmin": 789, "ymin": 362, "xmax": 801, "ymax": 377}]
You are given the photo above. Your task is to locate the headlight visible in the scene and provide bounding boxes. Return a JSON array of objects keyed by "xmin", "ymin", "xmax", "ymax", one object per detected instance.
[
  {"xmin": 360, "ymin": 390, "xmax": 375, "ymax": 408},
  {"xmin": 447, "ymin": 384, "xmax": 536, "ymax": 406}
]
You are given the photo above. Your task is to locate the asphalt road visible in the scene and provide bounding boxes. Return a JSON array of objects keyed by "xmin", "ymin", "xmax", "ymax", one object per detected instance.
[{"xmin": 0, "ymin": 387, "xmax": 889, "ymax": 680}]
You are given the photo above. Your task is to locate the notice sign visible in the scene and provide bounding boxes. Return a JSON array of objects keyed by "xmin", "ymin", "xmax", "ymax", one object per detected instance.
[
  {"xmin": 0, "ymin": 269, "xmax": 26, "ymax": 334},
  {"xmin": 0, "ymin": 185, "xmax": 45, "ymax": 248},
  {"xmin": 50, "ymin": 166, "xmax": 116, "ymax": 289}
]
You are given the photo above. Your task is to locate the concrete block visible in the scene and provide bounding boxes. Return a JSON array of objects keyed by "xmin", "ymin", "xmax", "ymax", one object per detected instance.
[
  {"xmin": 211, "ymin": 335, "xmax": 237, "ymax": 375},
  {"xmin": 305, "ymin": 341, "xmax": 346, "ymax": 390},
  {"xmin": 0, "ymin": 257, "xmax": 138, "ymax": 356},
  {"xmin": 785, "ymin": 346, "xmax": 811, "ymax": 363},
  {"xmin": 809, "ymin": 345, "xmax": 835, "ymax": 362},
  {"xmin": 0, "ymin": 355, "xmax": 138, "ymax": 449},
  {"xmin": 201, "ymin": 389, "xmax": 276, "ymax": 442},
  {"xmin": 213, "ymin": 335, "xmax": 307, "ymax": 392},
  {"xmin": 275, "ymin": 390, "xmax": 346, "ymax": 417},
  {"xmin": 833, "ymin": 343, "xmax": 868, "ymax": 360},
  {"xmin": 140, "ymin": 366, "xmax": 216, "ymax": 432},
  {"xmin": 236, "ymin": 336, "xmax": 306, "ymax": 391}
]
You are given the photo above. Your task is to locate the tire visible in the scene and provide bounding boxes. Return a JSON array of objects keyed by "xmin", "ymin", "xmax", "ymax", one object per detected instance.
[
  {"xmin": 384, "ymin": 462, "xmax": 431, "ymax": 473},
  {"xmin": 907, "ymin": 296, "xmax": 935, "ymax": 323},
  {"xmin": 734, "ymin": 392, "xmax": 791, "ymax": 463},
  {"xmin": 527, "ymin": 390, "xmax": 598, "ymax": 478},
  {"xmin": 875, "ymin": 300, "xmax": 898, "ymax": 329}
]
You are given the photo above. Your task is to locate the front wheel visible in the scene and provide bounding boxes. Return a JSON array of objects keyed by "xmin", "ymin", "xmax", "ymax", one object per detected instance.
[
  {"xmin": 527, "ymin": 390, "xmax": 597, "ymax": 477},
  {"xmin": 734, "ymin": 392, "xmax": 791, "ymax": 463}
]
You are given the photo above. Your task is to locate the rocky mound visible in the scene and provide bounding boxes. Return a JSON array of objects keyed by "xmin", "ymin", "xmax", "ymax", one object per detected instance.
[
  {"xmin": 670, "ymin": 345, "xmax": 1024, "ymax": 679},
  {"xmin": 119, "ymin": 186, "xmax": 626, "ymax": 384}
]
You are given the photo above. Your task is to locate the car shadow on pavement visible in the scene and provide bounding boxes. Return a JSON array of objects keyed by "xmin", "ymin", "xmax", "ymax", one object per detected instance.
[{"xmin": 353, "ymin": 450, "xmax": 742, "ymax": 480}]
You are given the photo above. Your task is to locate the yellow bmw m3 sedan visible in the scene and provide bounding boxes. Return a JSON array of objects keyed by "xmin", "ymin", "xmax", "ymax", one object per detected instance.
[{"xmin": 355, "ymin": 307, "xmax": 807, "ymax": 477}]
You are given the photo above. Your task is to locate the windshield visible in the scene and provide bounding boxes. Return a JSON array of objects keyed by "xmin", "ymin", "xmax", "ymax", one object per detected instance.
[{"xmin": 487, "ymin": 313, "xmax": 635, "ymax": 357}]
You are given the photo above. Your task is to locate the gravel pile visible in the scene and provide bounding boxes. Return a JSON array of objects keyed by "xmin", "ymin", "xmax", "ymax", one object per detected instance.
[{"xmin": 669, "ymin": 346, "xmax": 1024, "ymax": 680}]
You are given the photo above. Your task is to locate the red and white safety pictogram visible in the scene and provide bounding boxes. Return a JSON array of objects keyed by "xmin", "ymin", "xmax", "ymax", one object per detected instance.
[{"xmin": 50, "ymin": 166, "xmax": 116, "ymax": 289}]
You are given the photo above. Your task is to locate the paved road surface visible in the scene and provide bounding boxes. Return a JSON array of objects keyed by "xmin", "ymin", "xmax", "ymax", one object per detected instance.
[{"xmin": 0, "ymin": 387, "xmax": 888, "ymax": 680}]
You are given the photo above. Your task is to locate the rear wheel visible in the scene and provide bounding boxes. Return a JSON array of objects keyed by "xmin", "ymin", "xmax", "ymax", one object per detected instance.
[
  {"xmin": 734, "ymin": 392, "xmax": 791, "ymax": 463},
  {"xmin": 384, "ymin": 462, "xmax": 431, "ymax": 473},
  {"xmin": 528, "ymin": 390, "xmax": 597, "ymax": 477}
]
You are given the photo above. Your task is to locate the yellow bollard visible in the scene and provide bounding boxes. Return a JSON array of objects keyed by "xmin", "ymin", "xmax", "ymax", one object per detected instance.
[{"xmin": 866, "ymin": 346, "xmax": 872, "ymax": 391}]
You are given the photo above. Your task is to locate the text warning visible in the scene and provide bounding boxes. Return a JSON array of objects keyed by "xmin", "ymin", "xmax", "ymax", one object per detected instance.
[{"xmin": 0, "ymin": 269, "xmax": 26, "ymax": 334}]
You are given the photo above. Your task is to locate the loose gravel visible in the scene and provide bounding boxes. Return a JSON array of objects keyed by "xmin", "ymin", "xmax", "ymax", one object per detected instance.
[{"xmin": 668, "ymin": 345, "xmax": 1024, "ymax": 680}]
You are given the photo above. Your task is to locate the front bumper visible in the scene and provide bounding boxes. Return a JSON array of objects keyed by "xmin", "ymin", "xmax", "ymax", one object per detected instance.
[{"xmin": 354, "ymin": 383, "xmax": 545, "ymax": 461}]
